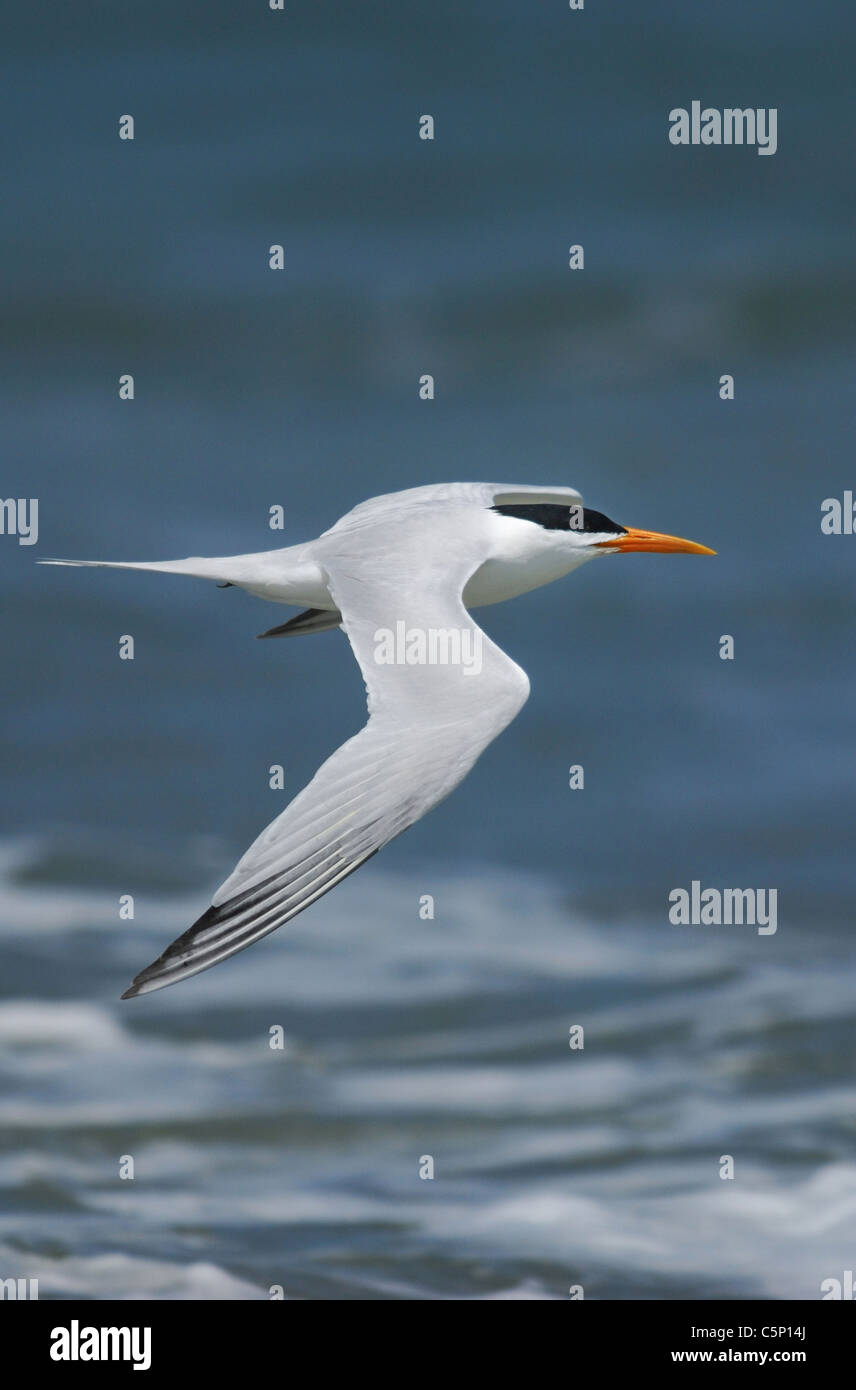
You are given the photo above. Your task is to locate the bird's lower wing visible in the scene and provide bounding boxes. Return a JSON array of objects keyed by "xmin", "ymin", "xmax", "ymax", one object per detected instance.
[
  {"xmin": 122, "ymin": 717, "xmax": 443, "ymax": 996},
  {"xmin": 122, "ymin": 509, "xmax": 530, "ymax": 997}
]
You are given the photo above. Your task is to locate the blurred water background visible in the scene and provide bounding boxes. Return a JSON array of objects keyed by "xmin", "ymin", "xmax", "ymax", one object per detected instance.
[{"xmin": 1, "ymin": 1, "xmax": 855, "ymax": 1299}]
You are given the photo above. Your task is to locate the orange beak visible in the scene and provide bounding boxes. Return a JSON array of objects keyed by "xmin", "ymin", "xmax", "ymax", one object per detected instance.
[{"xmin": 595, "ymin": 526, "xmax": 716, "ymax": 556}]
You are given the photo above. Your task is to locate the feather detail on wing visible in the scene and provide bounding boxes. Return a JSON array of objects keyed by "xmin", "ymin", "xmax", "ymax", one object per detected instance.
[{"xmin": 122, "ymin": 504, "xmax": 530, "ymax": 997}]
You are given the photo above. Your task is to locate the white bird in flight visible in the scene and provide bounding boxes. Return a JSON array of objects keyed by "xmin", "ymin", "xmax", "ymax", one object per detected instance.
[{"xmin": 42, "ymin": 482, "xmax": 714, "ymax": 998}]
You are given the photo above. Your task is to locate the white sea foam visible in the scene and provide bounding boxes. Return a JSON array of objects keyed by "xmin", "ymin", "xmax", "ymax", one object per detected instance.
[
  {"xmin": 1, "ymin": 835, "xmax": 854, "ymax": 1300},
  {"xmin": 0, "ymin": 1243, "xmax": 265, "ymax": 1300}
]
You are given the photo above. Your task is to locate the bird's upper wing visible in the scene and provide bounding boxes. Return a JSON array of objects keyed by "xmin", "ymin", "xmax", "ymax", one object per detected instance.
[
  {"xmin": 122, "ymin": 504, "xmax": 530, "ymax": 997},
  {"xmin": 323, "ymin": 481, "xmax": 582, "ymax": 536}
]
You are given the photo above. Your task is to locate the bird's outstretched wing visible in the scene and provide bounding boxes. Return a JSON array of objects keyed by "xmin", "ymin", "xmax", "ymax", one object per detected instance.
[{"xmin": 122, "ymin": 504, "xmax": 530, "ymax": 997}]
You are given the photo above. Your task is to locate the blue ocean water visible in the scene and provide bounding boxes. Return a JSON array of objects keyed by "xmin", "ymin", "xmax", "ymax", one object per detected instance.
[{"xmin": 1, "ymin": 1, "xmax": 854, "ymax": 1298}]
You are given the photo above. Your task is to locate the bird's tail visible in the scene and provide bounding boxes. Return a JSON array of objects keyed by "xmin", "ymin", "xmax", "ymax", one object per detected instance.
[{"xmin": 37, "ymin": 556, "xmax": 243, "ymax": 583}]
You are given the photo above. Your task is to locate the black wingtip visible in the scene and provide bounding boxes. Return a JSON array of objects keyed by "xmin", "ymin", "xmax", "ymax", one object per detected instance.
[
  {"xmin": 256, "ymin": 618, "xmax": 298, "ymax": 638},
  {"xmin": 119, "ymin": 903, "xmax": 225, "ymax": 1000},
  {"xmin": 256, "ymin": 607, "xmax": 341, "ymax": 640}
]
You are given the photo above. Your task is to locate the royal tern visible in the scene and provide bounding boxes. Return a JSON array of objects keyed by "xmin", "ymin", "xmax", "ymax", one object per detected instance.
[{"xmin": 41, "ymin": 482, "xmax": 714, "ymax": 997}]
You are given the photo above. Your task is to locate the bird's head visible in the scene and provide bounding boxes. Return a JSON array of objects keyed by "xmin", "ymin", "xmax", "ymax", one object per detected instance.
[{"xmin": 491, "ymin": 501, "xmax": 715, "ymax": 566}]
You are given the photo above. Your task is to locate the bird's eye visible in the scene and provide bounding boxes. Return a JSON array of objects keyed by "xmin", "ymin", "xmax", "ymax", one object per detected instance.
[{"xmin": 578, "ymin": 508, "xmax": 626, "ymax": 535}]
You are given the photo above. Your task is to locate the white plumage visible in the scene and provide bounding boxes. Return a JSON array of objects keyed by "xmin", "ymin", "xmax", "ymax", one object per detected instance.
[{"xmin": 40, "ymin": 481, "xmax": 713, "ymax": 996}]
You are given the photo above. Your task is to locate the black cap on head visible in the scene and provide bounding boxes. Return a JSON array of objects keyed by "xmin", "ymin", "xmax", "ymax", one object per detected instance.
[{"xmin": 492, "ymin": 502, "xmax": 626, "ymax": 535}]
